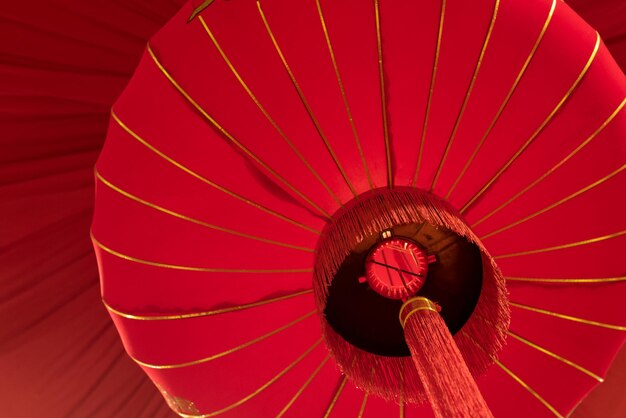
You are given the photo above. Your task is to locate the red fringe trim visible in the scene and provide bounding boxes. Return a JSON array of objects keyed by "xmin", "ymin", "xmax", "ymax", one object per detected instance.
[{"xmin": 313, "ymin": 188, "xmax": 509, "ymax": 404}]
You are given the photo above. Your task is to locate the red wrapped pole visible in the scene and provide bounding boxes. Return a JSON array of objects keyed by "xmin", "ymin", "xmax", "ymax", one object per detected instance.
[{"xmin": 400, "ymin": 297, "xmax": 493, "ymax": 418}]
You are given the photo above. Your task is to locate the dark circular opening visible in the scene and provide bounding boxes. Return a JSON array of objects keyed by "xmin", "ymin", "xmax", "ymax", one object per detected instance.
[{"xmin": 323, "ymin": 222, "xmax": 483, "ymax": 357}]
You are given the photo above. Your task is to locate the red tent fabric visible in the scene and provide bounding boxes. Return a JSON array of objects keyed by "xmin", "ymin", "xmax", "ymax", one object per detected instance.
[
  {"xmin": 1, "ymin": 0, "xmax": 625, "ymax": 417},
  {"xmin": 1, "ymin": 1, "xmax": 185, "ymax": 416}
]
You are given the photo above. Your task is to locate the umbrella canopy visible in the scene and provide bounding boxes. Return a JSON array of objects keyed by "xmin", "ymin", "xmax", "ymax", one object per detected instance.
[
  {"xmin": 1, "ymin": 0, "xmax": 626, "ymax": 417},
  {"xmin": 91, "ymin": 0, "xmax": 626, "ymax": 416}
]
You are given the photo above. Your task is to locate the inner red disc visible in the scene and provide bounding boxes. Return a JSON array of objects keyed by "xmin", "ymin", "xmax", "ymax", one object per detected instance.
[{"xmin": 365, "ymin": 238, "xmax": 428, "ymax": 300}]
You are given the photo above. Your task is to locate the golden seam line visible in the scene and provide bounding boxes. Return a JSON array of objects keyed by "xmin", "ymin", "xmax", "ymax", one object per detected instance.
[
  {"xmin": 132, "ymin": 311, "xmax": 316, "ymax": 369},
  {"xmin": 510, "ymin": 301, "xmax": 626, "ymax": 331},
  {"xmin": 507, "ymin": 330, "xmax": 603, "ymax": 382},
  {"xmin": 102, "ymin": 289, "xmax": 313, "ymax": 321},
  {"xmin": 481, "ymin": 164, "xmax": 626, "ymax": 240},
  {"xmin": 92, "ymin": 231, "xmax": 313, "ymax": 274},
  {"xmin": 323, "ymin": 375, "xmax": 348, "ymax": 418},
  {"xmin": 276, "ymin": 355, "xmax": 331, "ymax": 418},
  {"xmin": 459, "ymin": 32, "xmax": 601, "ymax": 214},
  {"xmin": 146, "ymin": 43, "xmax": 332, "ymax": 219},
  {"xmin": 461, "ymin": 331, "xmax": 564, "ymax": 418},
  {"xmin": 256, "ymin": 1, "xmax": 358, "ymax": 199},
  {"xmin": 478, "ymin": 315, "xmax": 604, "ymax": 382},
  {"xmin": 177, "ymin": 339, "xmax": 323, "ymax": 418},
  {"xmin": 412, "ymin": 0, "xmax": 446, "ymax": 187},
  {"xmin": 315, "ymin": 0, "xmax": 374, "ymax": 190},
  {"xmin": 374, "ymin": 0, "xmax": 393, "ymax": 188},
  {"xmin": 198, "ymin": 16, "xmax": 343, "ymax": 207},
  {"xmin": 400, "ymin": 402, "xmax": 405, "ymax": 418},
  {"xmin": 430, "ymin": 0, "xmax": 500, "ymax": 192},
  {"xmin": 110, "ymin": 111, "xmax": 321, "ymax": 235},
  {"xmin": 357, "ymin": 391, "xmax": 369, "ymax": 418},
  {"xmin": 494, "ymin": 358, "xmax": 564, "ymax": 418},
  {"xmin": 494, "ymin": 230, "xmax": 626, "ymax": 259},
  {"xmin": 474, "ymin": 313, "xmax": 602, "ymax": 381},
  {"xmin": 188, "ymin": 0, "xmax": 215, "ymax": 22},
  {"xmin": 566, "ymin": 400, "xmax": 586, "ymax": 418},
  {"xmin": 444, "ymin": 0, "xmax": 557, "ymax": 199},
  {"xmin": 472, "ymin": 97, "xmax": 626, "ymax": 228},
  {"xmin": 506, "ymin": 276, "xmax": 626, "ymax": 284},
  {"xmin": 95, "ymin": 170, "xmax": 313, "ymax": 253}
]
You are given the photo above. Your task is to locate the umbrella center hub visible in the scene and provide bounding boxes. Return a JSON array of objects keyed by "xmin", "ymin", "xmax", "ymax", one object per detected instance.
[{"xmin": 364, "ymin": 237, "xmax": 431, "ymax": 300}]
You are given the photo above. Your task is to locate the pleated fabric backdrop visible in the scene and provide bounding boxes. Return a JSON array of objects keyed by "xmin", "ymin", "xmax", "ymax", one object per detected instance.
[
  {"xmin": 0, "ymin": 0, "xmax": 625, "ymax": 417},
  {"xmin": 0, "ymin": 1, "xmax": 185, "ymax": 417}
]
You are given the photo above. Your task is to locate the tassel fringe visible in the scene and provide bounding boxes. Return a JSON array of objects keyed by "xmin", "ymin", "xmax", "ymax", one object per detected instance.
[
  {"xmin": 403, "ymin": 303, "xmax": 494, "ymax": 417},
  {"xmin": 313, "ymin": 188, "xmax": 509, "ymax": 403}
]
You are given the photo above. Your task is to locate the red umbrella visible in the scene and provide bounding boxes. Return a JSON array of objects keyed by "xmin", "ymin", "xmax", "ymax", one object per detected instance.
[
  {"xmin": 2, "ymin": 0, "xmax": 626, "ymax": 417},
  {"xmin": 92, "ymin": 0, "xmax": 626, "ymax": 416}
]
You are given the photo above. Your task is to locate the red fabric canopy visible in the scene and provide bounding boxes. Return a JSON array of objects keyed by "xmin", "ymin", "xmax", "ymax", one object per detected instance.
[
  {"xmin": 1, "ymin": 0, "xmax": 625, "ymax": 417},
  {"xmin": 94, "ymin": 0, "xmax": 626, "ymax": 416}
]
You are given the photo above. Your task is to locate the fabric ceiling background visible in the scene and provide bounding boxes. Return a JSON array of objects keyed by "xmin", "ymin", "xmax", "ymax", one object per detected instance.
[{"xmin": 0, "ymin": 0, "xmax": 624, "ymax": 416}]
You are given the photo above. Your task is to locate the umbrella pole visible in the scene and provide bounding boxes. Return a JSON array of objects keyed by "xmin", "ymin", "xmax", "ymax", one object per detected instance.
[{"xmin": 400, "ymin": 297, "xmax": 493, "ymax": 418}]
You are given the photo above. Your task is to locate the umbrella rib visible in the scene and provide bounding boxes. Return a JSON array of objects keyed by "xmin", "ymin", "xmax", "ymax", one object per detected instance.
[
  {"xmin": 444, "ymin": 0, "xmax": 556, "ymax": 199},
  {"xmin": 102, "ymin": 289, "xmax": 313, "ymax": 321},
  {"xmin": 323, "ymin": 375, "xmax": 348, "ymax": 418},
  {"xmin": 196, "ymin": 16, "xmax": 344, "ymax": 207},
  {"xmin": 256, "ymin": 1, "xmax": 359, "ymax": 199},
  {"xmin": 493, "ymin": 229, "xmax": 626, "ymax": 259},
  {"xmin": 507, "ymin": 330, "xmax": 603, "ymax": 382},
  {"xmin": 494, "ymin": 358, "xmax": 564, "ymax": 418},
  {"xmin": 188, "ymin": 0, "xmax": 216, "ymax": 22},
  {"xmin": 475, "ymin": 314, "xmax": 604, "ymax": 381},
  {"xmin": 506, "ymin": 275, "xmax": 626, "ymax": 284},
  {"xmin": 472, "ymin": 97, "xmax": 626, "ymax": 229},
  {"xmin": 459, "ymin": 31, "xmax": 601, "ymax": 214},
  {"xmin": 91, "ymin": 231, "xmax": 313, "ymax": 274},
  {"xmin": 315, "ymin": 0, "xmax": 375, "ymax": 190},
  {"xmin": 357, "ymin": 391, "xmax": 369, "ymax": 418},
  {"xmin": 276, "ymin": 355, "xmax": 331, "ymax": 418},
  {"xmin": 510, "ymin": 301, "xmax": 626, "ymax": 331},
  {"xmin": 65, "ymin": 347, "xmax": 128, "ymax": 417},
  {"xmin": 430, "ymin": 0, "xmax": 500, "ymax": 192},
  {"xmin": 374, "ymin": 0, "xmax": 393, "ymax": 188},
  {"xmin": 175, "ymin": 339, "xmax": 323, "ymax": 417},
  {"xmin": 95, "ymin": 170, "xmax": 314, "ymax": 253},
  {"xmin": 110, "ymin": 111, "xmax": 321, "ymax": 235},
  {"xmin": 461, "ymin": 331, "xmax": 564, "ymax": 418},
  {"xmin": 103, "ymin": 375, "xmax": 148, "ymax": 418},
  {"xmin": 131, "ymin": 311, "xmax": 317, "ymax": 369},
  {"xmin": 140, "ymin": 388, "xmax": 165, "ymax": 418},
  {"xmin": 480, "ymin": 163, "xmax": 626, "ymax": 240},
  {"xmin": 411, "ymin": 0, "xmax": 446, "ymax": 187},
  {"xmin": 400, "ymin": 402, "xmax": 405, "ymax": 418},
  {"xmin": 146, "ymin": 43, "xmax": 332, "ymax": 219}
]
